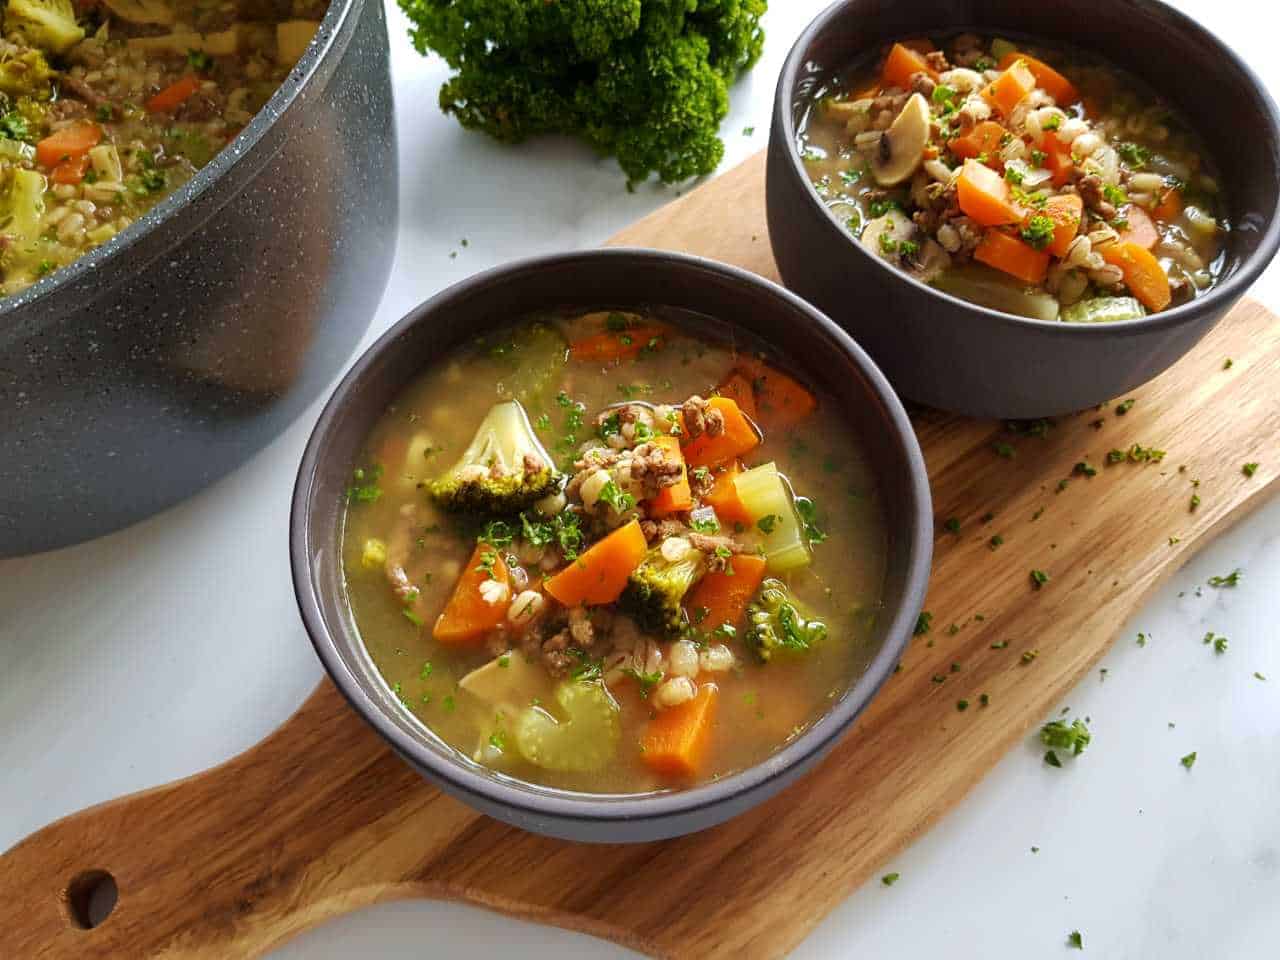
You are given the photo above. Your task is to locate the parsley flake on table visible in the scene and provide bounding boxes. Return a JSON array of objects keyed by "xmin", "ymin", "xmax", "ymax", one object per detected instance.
[
  {"xmin": 1115, "ymin": 398, "xmax": 1136, "ymax": 415},
  {"xmin": 1044, "ymin": 750, "xmax": 1062, "ymax": 767},
  {"xmin": 1180, "ymin": 751, "xmax": 1197, "ymax": 770},
  {"xmin": 1073, "ymin": 461, "xmax": 1097, "ymax": 478},
  {"xmin": 1041, "ymin": 718, "xmax": 1091, "ymax": 756},
  {"xmin": 1030, "ymin": 569, "xmax": 1049, "ymax": 590},
  {"xmin": 993, "ymin": 441, "xmax": 1016, "ymax": 459},
  {"xmin": 943, "ymin": 516, "xmax": 961, "ymax": 534},
  {"xmin": 956, "ymin": 699, "xmax": 969, "ymax": 712},
  {"xmin": 1068, "ymin": 930, "xmax": 1084, "ymax": 949},
  {"xmin": 989, "ymin": 534, "xmax": 1004, "ymax": 550},
  {"xmin": 1255, "ymin": 672, "xmax": 1267, "ymax": 681},
  {"xmin": 881, "ymin": 872, "xmax": 900, "ymax": 886},
  {"xmin": 1242, "ymin": 462, "xmax": 1260, "ymax": 477},
  {"xmin": 914, "ymin": 611, "xmax": 933, "ymax": 636},
  {"xmin": 1208, "ymin": 569, "xmax": 1241, "ymax": 588}
]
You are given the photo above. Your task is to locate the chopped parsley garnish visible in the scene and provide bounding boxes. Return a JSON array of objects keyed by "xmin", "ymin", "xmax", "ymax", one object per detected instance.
[
  {"xmin": 1204, "ymin": 631, "xmax": 1228, "ymax": 655},
  {"xmin": 1004, "ymin": 165, "xmax": 1025, "ymax": 186},
  {"xmin": 689, "ymin": 514, "xmax": 720, "ymax": 534},
  {"xmin": 1137, "ymin": 633, "xmax": 1148, "ymax": 647},
  {"xmin": 1042, "ymin": 113, "xmax": 1062, "ymax": 132},
  {"xmin": 1207, "ymin": 569, "xmax": 1241, "ymax": 588},
  {"xmin": 867, "ymin": 197, "xmax": 902, "ymax": 218},
  {"xmin": 1102, "ymin": 183, "xmax": 1128, "ymax": 206},
  {"xmin": 1021, "ymin": 649, "xmax": 1039, "ymax": 663},
  {"xmin": 1254, "ymin": 672, "xmax": 1267, "ymax": 681},
  {"xmin": 879, "ymin": 232, "xmax": 899, "ymax": 255},
  {"xmin": 931, "ymin": 84, "xmax": 957, "ymax": 106},
  {"xmin": 187, "ymin": 48, "xmax": 214, "ymax": 72},
  {"xmin": 497, "ymin": 653, "xmax": 511, "ymax": 668},
  {"xmin": 1117, "ymin": 141, "xmax": 1150, "ymax": 168},
  {"xmin": 442, "ymin": 695, "xmax": 456, "ymax": 712},
  {"xmin": 420, "ymin": 661, "xmax": 433, "ymax": 679},
  {"xmin": 881, "ymin": 872, "xmax": 900, "ymax": 887},
  {"xmin": 475, "ymin": 549, "xmax": 499, "ymax": 579},
  {"xmin": 1044, "ymin": 750, "xmax": 1062, "ymax": 767},
  {"xmin": 1115, "ymin": 398, "xmax": 1136, "ymax": 415},
  {"xmin": 623, "ymin": 667, "xmax": 663, "ymax": 697},
  {"xmin": 569, "ymin": 648, "xmax": 603, "ymax": 682},
  {"xmin": 478, "ymin": 519, "xmax": 515, "ymax": 549},
  {"xmin": 1040, "ymin": 718, "xmax": 1091, "ymax": 756},
  {"xmin": 1029, "ymin": 148, "xmax": 1047, "ymax": 167},
  {"xmin": 1242, "ymin": 462, "xmax": 1259, "ymax": 477},
  {"xmin": 1223, "ymin": 358, "xmax": 1234, "ymax": 370},
  {"xmin": 1020, "ymin": 214, "xmax": 1056, "ymax": 250},
  {"xmin": 1030, "ymin": 569, "xmax": 1049, "ymax": 589},
  {"xmin": 597, "ymin": 478, "xmax": 636, "ymax": 513},
  {"xmin": 346, "ymin": 465, "xmax": 384, "ymax": 503},
  {"xmin": 1180, "ymin": 751, "xmax": 1197, "ymax": 770},
  {"xmin": 488, "ymin": 730, "xmax": 507, "ymax": 750},
  {"xmin": 989, "ymin": 534, "xmax": 1004, "ymax": 550},
  {"xmin": 943, "ymin": 516, "xmax": 961, "ymax": 534},
  {"xmin": 993, "ymin": 441, "xmax": 1016, "ymax": 459},
  {"xmin": 1189, "ymin": 493, "xmax": 1201, "ymax": 512},
  {"xmin": 794, "ymin": 496, "xmax": 827, "ymax": 544},
  {"xmin": 534, "ymin": 412, "xmax": 552, "ymax": 431},
  {"xmin": 1073, "ymin": 461, "xmax": 1097, "ymax": 478},
  {"xmin": 979, "ymin": 693, "xmax": 990, "ymax": 707},
  {"xmin": 756, "ymin": 514, "xmax": 780, "ymax": 534},
  {"xmin": 1067, "ymin": 930, "xmax": 1084, "ymax": 950},
  {"xmin": 402, "ymin": 609, "xmax": 424, "ymax": 628},
  {"xmin": 914, "ymin": 611, "xmax": 933, "ymax": 636},
  {"xmin": 598, "ymin": 412, "xmax": 622, "ymax": 438},
  {"xmin": 956, "ymin": 699, "xmax": 969, "ymax": 712},
  {"xmin": 0, "ymin": 110, "xmax": 30, "ymax": 142},
  {"xmin": 990, "ymin": 640, "xmax": 1009, "ymax": 649}
]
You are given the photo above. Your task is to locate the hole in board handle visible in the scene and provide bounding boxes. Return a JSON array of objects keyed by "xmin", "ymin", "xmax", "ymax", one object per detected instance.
[{"xmin": 65, "ymin": 870, "xmax": 118, "ymax": 930}]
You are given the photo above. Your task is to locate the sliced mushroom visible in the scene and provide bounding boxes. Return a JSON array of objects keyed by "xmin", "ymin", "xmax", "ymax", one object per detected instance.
[
  {"xmin": 909, "ymin": 238, "xmax": 952, "ymax": 284},
  {"xmin": 870, "ymin": 92, "xmax": 931, "ymax": 187},
  {"xmin": 861, "ymin": 208, "xmax": 915, "ymax": 261}
]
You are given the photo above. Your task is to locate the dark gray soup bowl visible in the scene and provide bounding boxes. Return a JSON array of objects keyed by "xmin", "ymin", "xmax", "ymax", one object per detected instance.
[
  {"xmin": 0, "ymin": 0, "xmax": 397, "ymax": 557},
  {"xmin": 291, "ymin": 249, "xmax": 932, "ymax": 842},
  {"xmin": 767, "ymin": 0, "xmax": 1280, "ymax": 419}
]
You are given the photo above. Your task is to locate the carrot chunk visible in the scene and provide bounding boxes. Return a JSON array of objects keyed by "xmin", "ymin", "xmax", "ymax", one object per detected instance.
[
  {"xmin": 974, "ymin": 230, "xmax": 1051, "ymax": 285},
  {"xmin": 50, "ymin": 154, "xmax": 91, "ymax": 185},
  {"xmin": 1100, "ymin": 241, "xmax": 1172, "ymax": 312},
  {"xmin": 997, "ymin": 51, "xmax": 1079, "ymax": 105},
  {"xmin": 641, "ymin": 682, "xmax": 719, "ymax": 778},
  {"xmin": 733, "ymin": 358, "xmax": 817, "ymax": 430},
  {"xmin": 1152, "ymin": 187, "xmax": 1184, "ymax": 222},
  {"xmin": 680, "ymin": 396, "xmax": 760, "ymax": 469},
  {"xmin": 569, "ymin": 325, "xmax": 667, "ymax": 363},
  {"xmin": 1119, "ymin": 204, "xmax": 1160, "ymax": 250},
  {"xmin": 146, "ymin": 75, "xmax": 202, "ymax": 113},
  {"xmin": 35, "ymin": 121, "xmax": 102, "ymax": 167},
  {"xmin": 948, "ymin": 120, "xmax": 1008, "ymax": 162},
  {"xmin": 881, "ymin": 42, "xmax": 938, "ymax": 90},
  {"xmin": 716, "ymin": 370, "xmax": 758, "ymax": 420},
  {"xmin": 1041, "ymin": 193, "xmax": 1083, "ymax": 258},
  {"xmin": 1039, "ymin": 137, "xmax": 1076, "ymax": 187},
  {"xmin": 982, "ymin": 60, "xmax": 1036, "ymax": 116},
  {"xmin": 544, "ymin": 519, "xmax": 647, "ymax": 606},
  {"xmin": 646, "ymin": 436, "xmax": 692, "ymax": 517},
  {"xmin": 685, "ymin": 554, "xmax": 767, "ymax": 634},
  {"xmin": 433, "ymin": 543, "xmax": 510, "ymax": 647},
  {"xmin": 703, "ymin": 460, "xmax": 753, "ymax": 526},
  {"xmin": 957, "ymin": 159, "xmax": 1025, "ymax": 226}
]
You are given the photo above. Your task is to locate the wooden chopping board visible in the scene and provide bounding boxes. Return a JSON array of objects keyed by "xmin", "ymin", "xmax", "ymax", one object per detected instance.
[{"xmin": 4, "ymin": 152, "xmax": 1279, "ymax": 960}]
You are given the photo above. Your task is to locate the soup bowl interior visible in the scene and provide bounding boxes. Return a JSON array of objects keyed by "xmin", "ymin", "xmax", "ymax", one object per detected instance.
[
  {"xmin": 292, "ymin": 249, "xmax": 932, "ymax": 842},
  {"xmin": 766, "ymin": 0, "xmax": 1280, "ymax": 418}
]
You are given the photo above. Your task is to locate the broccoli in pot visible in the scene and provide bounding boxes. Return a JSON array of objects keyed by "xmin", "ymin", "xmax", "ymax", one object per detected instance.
[{"xmin": 744, "ymin": 578, "xmax": 828, "ymax": 663}]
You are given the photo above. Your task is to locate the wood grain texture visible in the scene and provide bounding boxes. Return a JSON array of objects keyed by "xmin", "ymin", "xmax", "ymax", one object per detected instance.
[{"xmin": 4, "ymin": 151, "xmax": 1279, "ymax": 960}]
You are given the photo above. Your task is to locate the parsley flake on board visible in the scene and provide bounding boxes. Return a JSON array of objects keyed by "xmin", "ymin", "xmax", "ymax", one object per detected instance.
[
  {"xmin": 1041, "ymin": 718, "xmax": 1091, "ymax": 756},
  {"xmin": 914, "ymin": 611, "xmax": 933, "ymax": 636},
  {"xmin": 1030, "ymin": 569, "xmax": 1050, "ymax": 590},
  {"xmin": 1242, "ymin": 462, "xmax": 1260, "ymax": 477},
  {"xmin": 881, "ymin": 872, "xmax": 900, "ymax": 886}
]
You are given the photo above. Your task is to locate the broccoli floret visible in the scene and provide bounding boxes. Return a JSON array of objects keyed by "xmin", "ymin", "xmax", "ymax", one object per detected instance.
[
  {"xmin": 0, "ymin": 49, "xmax": 54, "ymax": 100},
  {"xmin": 5, "ymin": 0, "xmax": 85, "ymax": 56},
  {"xmin": 744, "ymin": 578, "xmax": 828, "ymax": 663},
  {"xmin": 397, "ymin": 0, "xmax": 767, "ymax": 187},
  {"xmin": 621, "ymin": 542, "xmax": 707, "ymax": 638},
  {"xmin": 427, "ymin": 400, "xmax": 561, "ymax": 514}
]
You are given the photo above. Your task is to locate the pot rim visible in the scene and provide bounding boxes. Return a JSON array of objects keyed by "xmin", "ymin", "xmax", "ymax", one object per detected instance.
[
  {"xmin": 772, "ymin": 0, "xmax": 1280, "ymax": 336},
  {"xmin": 0, "ymin": 0, "xmax": 362, "ymax": 325},
  {"xmin": 290, "ymin": 247, "xmax": 933, "ymax": 830}
]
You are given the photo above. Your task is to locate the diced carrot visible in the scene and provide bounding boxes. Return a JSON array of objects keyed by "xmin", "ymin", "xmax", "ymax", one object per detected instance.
[
  {"xmin": 568, "ymin": 325, "xmax": 667, "ymax": 363},
  {"xmin": 685, "ymin": 554, "xmax": 767, "ymax": 634},
  {"xmin": 900, "ymin": 37, "xmax": 937, "ymax": 55},
  {"xmin": 997, "ymin": 51, "xmax": 1079, "ymax": 106},
  {"xmin": 646, "ymin": 436, "xmax": 692, "ymax": 517},
  {"xmin": 1040, "ymin": 137, "xmax": 1076, "ymax": 187},
  {"xmin": 1041, "ymin": 193, "xmax": 1083, "ymax": 258},
  {"xmin": 50, "ymin": 154, "xmax": 91, "ymax": 185},
  {"xmin": 544, "ymin": 519, "xmax": 647, "ymax": 606},
  {"xmin": 957, "ymin": 159, "xmax": 1025, "ymax": 226},
  {"xmin": 716, "ymin": 371, "xmax": 758, "ymax": 420},
  {"xmin": 974, "ymin": 230, "xmax": 1051, "ymax": 285},
  {"xmin": 1152, "ymin": 187, "xmax": 1184, "ymax": 222},
  {"xmin": 1119, "ymin": 204, "xmax": 1160, "ymax": 250},
  {"xmin": 734, "ymin": 358, "xmax": 817, "ymax": 430},
  {"xmin": 881, "ymin": 42, "xmax": 938, "ymax": 90},
  {"xmin": 949, "ymin": 120, "xmax": 1008, "ymax": 162},
  {"xmin": 433, "ymin": 543, "xmax": 510, "ymax": 647},
  {"xmin": 146, "ymin": 75, "xmax": 202, "ymax": 113},
  {"xmin": 680, "ymin": 397, "xmax": 760, "ymax": 469},
  {"xmin": 982, "ymin": 60, "xmax": 1036, "ymax": 116},
  {"xmin": 640, "ymin": 682, "xmax": 719, "ymax": 778},
  {"xmin": 35, "ymin": 121, "xmax": 102, "ymax": 167},
  {"xmin": 703, "ymin": 461, "xmax": 753, "ymax": 526},
  {"xmin": 1099, "ymin": 241, "xmax": 1172, "ymax": 312}
]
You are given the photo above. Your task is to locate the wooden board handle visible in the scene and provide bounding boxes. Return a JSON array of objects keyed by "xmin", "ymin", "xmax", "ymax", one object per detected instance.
[{"xmin": 0, "ymin": 685, "xmax": 477, "ymax": 959}]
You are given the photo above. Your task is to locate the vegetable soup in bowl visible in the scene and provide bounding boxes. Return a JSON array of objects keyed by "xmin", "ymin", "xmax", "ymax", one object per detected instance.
[
  {"xmin": 292, "ymin": 250, "xmax": 932, "ymax": 841},
  {"xmin": 766, "ymin": 0, "xmax": 1280, "ymax": 418}
]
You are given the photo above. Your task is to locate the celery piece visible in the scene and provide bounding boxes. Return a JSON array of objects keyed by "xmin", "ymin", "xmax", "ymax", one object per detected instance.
[
  {"xmin": 1060, "ymin": 297, "xmax": 1146, "ymax": 324},
  {"xmin": 734, "ymin": 461, "xmax": 811, "ymax": 573},
  {"xmin": 932, "ymin": 265, "xmax": 1061, "ymax": 321},
  {"xmin": 514, "ymin": 680, "xmax": 619, "ymax": 773}
]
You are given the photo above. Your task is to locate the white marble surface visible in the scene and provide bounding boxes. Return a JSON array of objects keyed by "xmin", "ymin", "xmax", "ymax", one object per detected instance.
[{"xmin": 3, "ymin": 1, "xmax": 1278, "ymax": 956}]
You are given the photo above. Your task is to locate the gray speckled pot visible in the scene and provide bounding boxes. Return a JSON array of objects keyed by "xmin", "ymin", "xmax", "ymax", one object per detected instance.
[
  {"xmin": 767, "ymin": 0, "xmax": 1280, "ymax": 419},
  {"xmin": 0, "ymin": 0, "xmax": 398, "ymax": 557},
  {"xmin": 291, "ymin": 249, "xmax": 933, "ymax": 842}
]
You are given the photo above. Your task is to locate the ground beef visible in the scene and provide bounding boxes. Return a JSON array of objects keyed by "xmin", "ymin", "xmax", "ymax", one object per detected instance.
[
  {"xmin": 687, "ymin": 533, "xmax": 745, "ymax": 572},
  {"xmin": 565, "ymin": 449, "xmax": 620, "ymax": 498},
  {"xmin": 688, "ymin": 465, "xmax": 715, "ymax": 499},
  {"xmin": 60, "ymin": 74, "xmax": 104, "ymax": 108},
  {"xmin": 909, "ymin": 71, "xmax": 935, "ymax": 97},
  {"xmin": 640, "ymin": 518, "xmax": 689, "ymax": 542},
  {"xmin": 680, "ymin": 396, "xmax": 725, "ymax": 441},
  {"xmin": 629, "ymin": 441, "xmax": 682, "ymax": 498},
  {"xmin": 925, "ymin": 50, "xmax": 951, "ymax": 73},
  {"xmin": 1077, "ymin": 175, "xmax": 1117, "ymax": 220}
]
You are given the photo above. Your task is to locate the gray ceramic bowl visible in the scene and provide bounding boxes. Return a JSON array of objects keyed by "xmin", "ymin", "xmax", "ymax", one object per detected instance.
[
  {"xmin": 766, "ymin": 0, "xmax": 1280, "ymax": 419},
  {"xmin": 291, "ymin": 249, "xmax": 932, "ymax": 842},
  {"xmin": 0, "ymin": 0, "xmax": 397, "ymax": 557}
]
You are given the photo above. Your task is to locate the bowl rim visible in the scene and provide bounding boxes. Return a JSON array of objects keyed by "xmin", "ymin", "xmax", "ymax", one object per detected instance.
[
  {"xmin": 290, "ymin": 247, "xmax": 933, "ymax": 829},
  {"xmin": 772, "ymin": 0, "xmax": 1280, "ymax": 336},
  {"xmin": 0, "ymin": 0, "xmax": 362, "ymax": 326}
]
